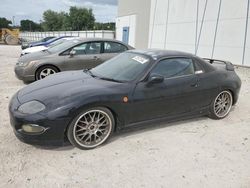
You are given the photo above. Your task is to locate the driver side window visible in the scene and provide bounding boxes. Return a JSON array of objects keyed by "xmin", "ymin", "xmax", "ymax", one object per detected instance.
[
  {"xmin": 72, "ymin": 42, "xmax": 101, "ymax": 55},
  {"xmin": 151, "ymin": 58, "xmax": 195, "ymax": 78}
]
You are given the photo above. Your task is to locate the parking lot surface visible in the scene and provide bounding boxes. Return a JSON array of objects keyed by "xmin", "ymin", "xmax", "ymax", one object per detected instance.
[{"xmin": 0, "ymin": 45, "xmax": 250, "ymax": 188}]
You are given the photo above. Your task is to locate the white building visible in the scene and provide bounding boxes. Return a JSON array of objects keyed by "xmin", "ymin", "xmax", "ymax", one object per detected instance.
[{"xmin": 116, "ymin": 0, "xmax": 250, "ymax": 66}]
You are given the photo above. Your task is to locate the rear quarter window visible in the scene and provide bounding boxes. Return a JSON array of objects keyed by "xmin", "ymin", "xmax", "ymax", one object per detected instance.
[{"xmin": 104, "ymin": 42, "xmax": 128, "ymax": 53}]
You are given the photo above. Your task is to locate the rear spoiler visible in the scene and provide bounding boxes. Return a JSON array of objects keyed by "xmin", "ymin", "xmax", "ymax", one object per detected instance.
[{"xmin": 203, "ymin": 58, "xmax": 234, "ymax": 71}]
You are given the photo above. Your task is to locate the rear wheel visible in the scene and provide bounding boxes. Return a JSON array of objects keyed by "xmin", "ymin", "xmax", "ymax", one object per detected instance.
[
  {"xmin": 67, "ymin": 107, "xmax": 115, "ymax": 149},
  {"xmin": 209, "ymin": 90, "xmax": 233, "ymax": 119},
  {"xmin": 4, "ymin": 34, "xmax": 19, "ymax": 45},
  {"xmin": 35, "ymin": 65, "xmax": 58, "ymax": 80}
]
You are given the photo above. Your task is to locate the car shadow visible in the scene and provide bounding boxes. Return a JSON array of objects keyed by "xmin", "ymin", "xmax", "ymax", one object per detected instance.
[
  {"xmin": 23, "ymin": 81, "xmax": 33, "ymax": 85},
  {"xmin": 110, "ymin": 105, "xmax": 237, "ymax": 142},
  {"xmin": 109, "ymin": 116, "xmax": 209, "ymax": 143},
  {"xmin": 34, "ymin": 142, "xmax": 74, "ymax": 151},
  {"xmin": 33, "ymin": 115, "xmax": 209, "ymax": 151}
]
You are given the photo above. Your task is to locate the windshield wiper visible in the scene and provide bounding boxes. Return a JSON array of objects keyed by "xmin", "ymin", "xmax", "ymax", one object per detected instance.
[
  {"xmin": 83, "ymin": 70, "xmax": 124, "ymax": 83},
  {"xmin": 98, "ymin": 76, "xmax": 125, "ymax": 83},
  {"xmin": 83, "ymin": 69, "xmax": 97, "ymax": 78}
]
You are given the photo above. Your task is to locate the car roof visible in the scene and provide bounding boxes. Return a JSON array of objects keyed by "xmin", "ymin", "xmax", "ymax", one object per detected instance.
[
  {"xmin": 76, "ymin": 38, "xmax": 132, "ymax": 45},
  {"xmin": 128, "ymin": 49, "xmax": 195, "ymax": 60}
]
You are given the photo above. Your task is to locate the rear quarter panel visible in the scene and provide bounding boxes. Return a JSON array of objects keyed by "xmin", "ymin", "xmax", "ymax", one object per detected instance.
[{"xmin": 206, "ymin": 69, "xmax": 241, "ymax": 104}]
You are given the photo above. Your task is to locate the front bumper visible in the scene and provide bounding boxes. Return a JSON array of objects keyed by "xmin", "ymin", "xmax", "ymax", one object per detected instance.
[
  {"xmin": 9, "ymin": 94, "xmax": 71, "ymax": 146},
  {"xmin": 14, "ymin": 65, "xmax": 35, "ymax": 82}
]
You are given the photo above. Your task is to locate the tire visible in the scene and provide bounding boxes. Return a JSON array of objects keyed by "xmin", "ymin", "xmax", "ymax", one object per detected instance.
[
  {"xmin": 35, "ymin": 65, "xmax": 58, "ymax": 80},
  {"xmin": 4, "ymin": 34, "xmax": 19, "ymax": 45},
  {"xmin": 3, "ymin": 34, "xmax": 9, "ymax": 44},
  {"xmin": 209, "ymin": 90, "xmax": 233, "ymax": 119},
  {"xmin": 67, "ymin": 107, "xmax": 115, "ymax": 150}
]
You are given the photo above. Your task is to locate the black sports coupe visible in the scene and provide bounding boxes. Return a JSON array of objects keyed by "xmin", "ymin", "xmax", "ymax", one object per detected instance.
[{"xmin": 9, "ymin": 50, "xmax": 241, "ymax": 149}]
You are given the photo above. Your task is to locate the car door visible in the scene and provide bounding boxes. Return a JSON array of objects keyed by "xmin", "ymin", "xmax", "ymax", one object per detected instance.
[
  {"xmin": 64, "ymin": 42, "xmax": 102, "ymax": 70},
  {"xmin": 130, "ymin": 57, "xmax": 203, "ymax": 123},
  {"xmin": 101, "ymin": 41, "xmax": 128, "ymax": 62}
]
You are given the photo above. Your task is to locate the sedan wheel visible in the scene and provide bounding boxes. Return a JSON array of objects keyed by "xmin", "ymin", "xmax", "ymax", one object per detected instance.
[
  {"xmin": 210, "ymin": 90, "xmax": 233, "ymax": 119},
  {"xmin": 67, "ymin": 107, "xmax": 114, "ymax": 149},
  {"xmin": 36, "ymin": 66, "xmax": 58, "ymax": 80}
]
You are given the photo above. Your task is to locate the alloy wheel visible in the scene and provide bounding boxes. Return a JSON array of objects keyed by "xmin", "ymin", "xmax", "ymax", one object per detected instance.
[
  {"xmin": 73, "ymin": 109, "xmax": 113, "ymax": 148},
  {"xmin": 213, "ymin": 91, "xmax": 233, "ymax": 118},
  {"xmin": 39, "ymin": 68, "xmax": 56, "ymax": 79}
]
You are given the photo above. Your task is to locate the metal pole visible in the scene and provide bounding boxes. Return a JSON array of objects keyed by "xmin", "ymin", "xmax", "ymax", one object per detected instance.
[
  {"xmin": 12, "ymin": 16, "xmax": 15, "ymax": 27},
  {"xmin": 164, "ymin": 0, "xmax": 170, "ymax": 49},
  {"xmin": 195, "ymin": 0, "xmax": 208, "ymax": 55},
  {"xmin": 242, "ymin": 0, "xmax": 250, "ymax": 65},
  {"xmin": 150, "ymin": 0, "xmax": 158, "ymax": 48},
  {"xmin": 211, "ymin": 0, "xmax": 222, "ymax": 58},
  {"xmin": 195, "ymin": 0, "xmax": 199, "ymax": 53}
]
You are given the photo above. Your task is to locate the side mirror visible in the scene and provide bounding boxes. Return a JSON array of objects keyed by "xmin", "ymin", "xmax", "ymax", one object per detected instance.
[
  {"xmin": 69, "ymin": 50, "xmax": 76, "ymax": 57},
  {"xmin": 148, "ymin": 74, "xmax": 164, "ymax": 84}
]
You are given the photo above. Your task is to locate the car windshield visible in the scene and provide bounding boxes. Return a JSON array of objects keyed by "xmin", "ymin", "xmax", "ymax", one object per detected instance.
[
  {"xmin": 47, "ymin": 40, "xmax": 80, "ymax": 53},
  {"xmin": 45, "ymin": 37, "xmax": 59, "ymax": 43},
  {"xmin": 41, "ymin": 37, "xmax": 54, "ymax": 42},
  {"xmin": 47, "ymin": 39, "xmax": 67, "ymax": 48},
  {"xmin": 91, "ymin": 52, "xmax": 151, "ymax": 82}
]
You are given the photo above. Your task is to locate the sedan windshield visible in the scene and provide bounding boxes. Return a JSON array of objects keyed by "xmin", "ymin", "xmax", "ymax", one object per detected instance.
[
  {"xmin": 45, "ymin": 37, "xmax": 58, "ymax": 43},
  {"xmin": 91, "ymin": 52, "xmax": 151, "ymax": 82},
  {"xmin": 47, "ymin": 40, "xmax": 80, "ymax": 53},
  {"xmin": 47, "ymin": 39, "xmax": 66, "ymax": 48}
]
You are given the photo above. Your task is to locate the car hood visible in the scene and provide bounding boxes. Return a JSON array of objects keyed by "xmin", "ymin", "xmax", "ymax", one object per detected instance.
[
  {"xmin": 18, "ymin": 50, "xmax": 53, "ymax": 62},
  {"xmin": 17, "ymin": 71, "xmax": 123, "ymax": 106}
]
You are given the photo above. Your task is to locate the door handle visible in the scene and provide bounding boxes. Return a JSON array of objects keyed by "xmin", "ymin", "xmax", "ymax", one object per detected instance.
[
  {"xmin": 190, "ymin": 80, "xmax": 199, "ymax": 87},
  {"xmin": 93, "ymin": 56, "xmax": 99, "ymax": 60},
  {"xmin": 190, "ymin": 77, "xmax": 200, "ymax": 88},
  {"xmin": 190, "ymin": 82, "xmax": 199, "ymax": 87}
]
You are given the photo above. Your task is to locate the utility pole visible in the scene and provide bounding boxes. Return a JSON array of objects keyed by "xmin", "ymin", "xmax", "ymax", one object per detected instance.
[{"xmin": 12, "ymin": 16, "xmax": 15, "ymax": 27}]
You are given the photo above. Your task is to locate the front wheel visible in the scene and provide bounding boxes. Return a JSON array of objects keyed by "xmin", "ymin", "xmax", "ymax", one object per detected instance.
[
  {"xmin": 67, "ymin": 107, "xmax": 115, "ymax": 149},
  {"xmin": 35, "ymin": 65, "xmax": 58, "ymax": 80},
  {"xmin": 209, "ymin": 90, "xmax": 233, "ymax": 119}
]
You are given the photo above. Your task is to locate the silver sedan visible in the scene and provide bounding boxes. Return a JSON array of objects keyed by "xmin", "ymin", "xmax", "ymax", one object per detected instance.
[{"xmin": 15, "ymin": 38, "xmax": 134, "ymax": 82}]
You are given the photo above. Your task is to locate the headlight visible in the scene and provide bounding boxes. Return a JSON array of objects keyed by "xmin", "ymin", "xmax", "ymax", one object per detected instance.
[
  {"xmin": 18, "ymin": 101, "xmax": 46, "ymax": 114},
  {"xmin": 29, "ymin": 60, "xmax": 38, "ymax": 65},
  {"xmin": 17, "ymin": 61, "xmax": 28, "ymax": 66},
  {"xmin": 17, "ymin": 60, "xmax": 37, "ymax": 67}
]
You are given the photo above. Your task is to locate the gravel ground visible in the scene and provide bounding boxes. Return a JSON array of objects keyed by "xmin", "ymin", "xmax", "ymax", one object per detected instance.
[{"xmin": 0, "ymin": 45, "xmax": 250, "ymax": 188}]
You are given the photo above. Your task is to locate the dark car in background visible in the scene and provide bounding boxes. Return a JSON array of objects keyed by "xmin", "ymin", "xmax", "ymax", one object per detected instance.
[
  {"xmin": 25, "ymin": 36, "xmax": 72, "ymax": 49},
  {"xmin": 21, "ymin": 36, "xmax": 55, "ymax": 49},
  {"xmin": 15, "ymin": 38, "xmax": 134, "ymax": 82},
  {"xmin": 20, "ymin": 37, "xmax": 76, "ymax": 56},
  {"xmin": 9, "ymin": 50, "xmax": 241, "ymax": 149}
]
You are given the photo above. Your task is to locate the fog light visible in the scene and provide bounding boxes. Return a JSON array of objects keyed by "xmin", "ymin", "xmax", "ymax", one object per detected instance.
[{"xmin": 22, "ymin": 124, "xmax": 46, "ymax": 134}]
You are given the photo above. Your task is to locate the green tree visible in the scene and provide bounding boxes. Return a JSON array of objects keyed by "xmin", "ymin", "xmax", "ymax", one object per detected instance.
[
  {"xmin": 41, "ymin": 6, "xmax": 103, "ymax": 31},
  {"xmin": 0, "ymin": 17, "xmax": 12, "ymax": 28},
  {"xmin": 42, "ymin": 10, "xmax": 66, "ymax": 31},
  {"xmin": 20, "ymin": 19, "xmax": 42, "ymax": 31},
  {"xmin": 94, "ymin": 22, "xmax": 115, "ymax": 30},
  {"xmin": 67, "ymin": 6, "xmax": 95, "ymax": 30},
  {"xmin": 62, "ymin": 14, "xmax": 71, "ymax": 31}
]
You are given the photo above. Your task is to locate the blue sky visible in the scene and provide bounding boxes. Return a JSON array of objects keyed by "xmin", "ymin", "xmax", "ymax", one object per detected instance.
[{"xmin": 0, "ymin": 0, "xmax": 118, "ymax": 25}]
